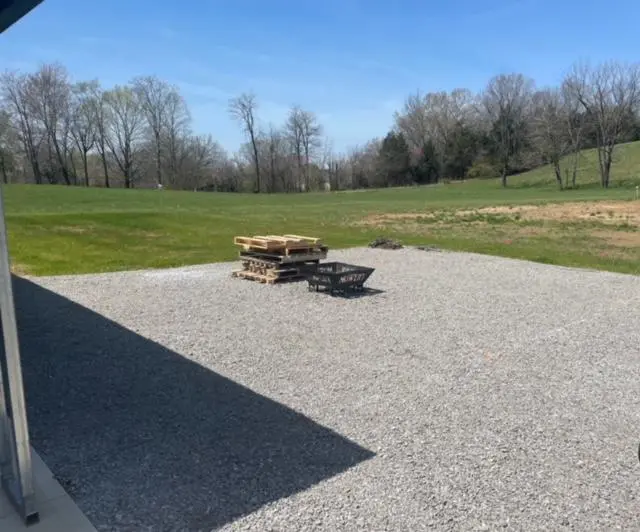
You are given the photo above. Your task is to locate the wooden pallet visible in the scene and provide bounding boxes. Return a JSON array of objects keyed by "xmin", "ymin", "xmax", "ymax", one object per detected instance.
[
  {"xmin": 237, "ymin": 244, "xmax": 323, "ymax": 256},
  {"xmin": 241, "ymin": 255, "xmax": 317, "ymax": 275},
  {"xmin": 232, "ymin": 270, "xmax": 306, "ymax": 284},
  {"xmin": 239, "ymin": 249, "xmax": 327, "ymax": 264},
  {"xmin": 234, "ymin": 234, "xmax": 325, "ymax": 255},
  {"xmin": 240, "ymin": 261, "xmax": 299, "ymax": 277}
]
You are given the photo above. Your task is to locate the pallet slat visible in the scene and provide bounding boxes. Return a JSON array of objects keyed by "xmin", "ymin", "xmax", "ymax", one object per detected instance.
[
  {"xmin": 239, "ymin": 250, "xmax": 326, "ymax": 264},
  {"xmin": 282, "ymin": 234, "xmax": 322, "ymax": 244},
  {"xmin": 232, "ymin": 270, "xmax": 306, "ymax": 284},
  {"xmin": 233, "ymin": 236, "xmax": 283, "ymax": 251},
  {"xmin": 239, "ymin": 251, "xmax": 326, "ymax": 264}
]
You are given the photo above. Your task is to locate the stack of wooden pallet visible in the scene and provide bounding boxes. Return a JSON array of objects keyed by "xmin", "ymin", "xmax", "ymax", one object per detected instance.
[{"xmin": 232, "ymin": 234, "xmax": 328, "ymax": 284}]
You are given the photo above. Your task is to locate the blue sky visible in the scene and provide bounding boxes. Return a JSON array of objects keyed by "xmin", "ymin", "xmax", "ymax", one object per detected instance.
[{"xmin": 2, "ymin": 0, "xmax": 640, "ymax": 153}]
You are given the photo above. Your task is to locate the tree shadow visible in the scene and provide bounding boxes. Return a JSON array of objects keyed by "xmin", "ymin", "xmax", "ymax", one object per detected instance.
[{"xmin": 7, "ymin": 276, "xmax": 374, "ymax": 531}]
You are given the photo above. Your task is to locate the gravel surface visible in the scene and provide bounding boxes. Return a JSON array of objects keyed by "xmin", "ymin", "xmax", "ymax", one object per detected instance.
[{"xmin": 13, "ymin": 248, "xmax": 640, "ymax": 531}]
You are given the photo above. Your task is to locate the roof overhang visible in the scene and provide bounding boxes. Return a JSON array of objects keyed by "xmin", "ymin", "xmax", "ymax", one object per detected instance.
[{"xmin": 0, "ymin": 0, "xmax": 43, "ymax": 33}]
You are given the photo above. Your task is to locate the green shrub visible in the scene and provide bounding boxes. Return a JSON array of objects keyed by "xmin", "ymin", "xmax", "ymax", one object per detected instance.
[{"xmin": 467, "ymin": 161, "xmax": 497, "ymax": 180}]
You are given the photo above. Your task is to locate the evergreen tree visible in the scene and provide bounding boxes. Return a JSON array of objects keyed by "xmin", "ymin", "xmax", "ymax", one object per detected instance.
[
  {"xmin": 442, "ymin": 124, "xmax": 478, "ymax": 180},
  {"xmin": 378, "ymin": 131, "xmax": 411, "ymax": 186},
  {"xmin": 412, "ymin": 140, "xmax": 440, "ymax": 184}
]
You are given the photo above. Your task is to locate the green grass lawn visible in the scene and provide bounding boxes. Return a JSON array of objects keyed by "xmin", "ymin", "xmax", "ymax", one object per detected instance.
[{"xmin": 5, "ymin": 142, "xmax": 640, "ymax": 276}]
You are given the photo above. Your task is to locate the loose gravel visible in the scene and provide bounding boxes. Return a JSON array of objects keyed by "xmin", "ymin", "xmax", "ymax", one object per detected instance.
[{"xmin": 14, "ymin": 248, "xmax": 640, "ymax": 531}]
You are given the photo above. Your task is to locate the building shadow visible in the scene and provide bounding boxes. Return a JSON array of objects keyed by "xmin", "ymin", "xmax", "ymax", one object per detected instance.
[{"xmin": 7, "ymin": 276, "xmax": 374, "ymax": 531}]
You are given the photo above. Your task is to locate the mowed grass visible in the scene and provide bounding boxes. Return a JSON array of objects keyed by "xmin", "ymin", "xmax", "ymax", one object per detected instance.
[
  {"xmin": 5, "ymin": 141, "xmax": 640, "ymax": 276},
  {"xmin": 509, "ymin": 140, "xmax": 640, "ymax": 189}
]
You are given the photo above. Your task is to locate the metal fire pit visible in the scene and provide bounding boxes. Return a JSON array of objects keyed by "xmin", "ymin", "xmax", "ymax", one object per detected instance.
[{"xmin": 305, "ymin": 262, "xmax": 375, "ymax": 295}]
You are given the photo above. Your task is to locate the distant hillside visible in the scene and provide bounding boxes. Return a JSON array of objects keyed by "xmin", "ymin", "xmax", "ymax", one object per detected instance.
[{"xmin": 508, "ymin": 141, "xmax": 640, "ymax": 189}]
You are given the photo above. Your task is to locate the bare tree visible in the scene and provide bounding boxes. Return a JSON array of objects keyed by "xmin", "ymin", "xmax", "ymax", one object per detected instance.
[
  {"xmin": 86, "ymin": 83, "xmax": 112, "ymax": 187},
  {"xmin": 0, "ymin": 109, "xmax": 19, "ymax": 183},
  {"xmin": 69, "ymin": 81, "xmax": 98, "ymax": 186},
  {"xmin": 229, "ymin": 92, "xmax": 261, "ymax": 192},
  {"xmin": 300, "ymin": 109, "xmax": 322, "ymax": 191},
  {"xmin": 531, "ymin": 85, "xmax": 586, "ymax": 189},
  {"xmin": 26, "ymin": 63, "xmax": 74, "ymax": 184},
  {"xmin": 482, "ymin": 73, "xmax": 534, "ymax": 186},
  {"xmin": 132, "ymin": 76, "xmax": 176, "ymax": 186},
  {"xmin": 103, "ymin": 86, "xmax": 145, "ymax": 188},
  {"xmin": 60, "ymin": 104, "xmax": 77, "ymax": 183},
  {"xmin": 285, "ymin": 106, "xmax": 304, "ymax": 190},
  {"xmin": 284, "ymin": 106, "xmax": 322, "ymax": 190},
  {"xmin": 395, "ymin": 89, "xmax": 476, "ymax": 174},
  {"xmin": 564, "ymin": 61, "xmax": 640, "ymax": 188},
  {"xmin": 172, "ymin": 134, "xmax": 227, "ymax": 190},
  {"xmin": 560, "ymin": 82, "xmax": 586, "ymax": 189},
  {"xmin": 265, "ymin": 125, "xmax": 289, "ymax": 192},
  {"xmin": 1, "ymin": 71, "xmax": 44, "ymax": 183},
  {"xmin": 346, "ymin": 138, "xmax": 382, "ymax": 189},
  {"xmin": 319, "ymin": 140, "xmax": 350, "ymax": 191},
  {"xmin": 423, "ymin": 90, "xmax": 473, "ymax": 152},
  {"xmin": 394, "ymin": 91, "xmax": 431, "ymax": 156},
  {"xmin": 531, "ymin": 89, "xmax": 573, "ymax": 189},
  {"xmin": 162, "ymin": 89, "xmax": 191, "ymax": 186}
]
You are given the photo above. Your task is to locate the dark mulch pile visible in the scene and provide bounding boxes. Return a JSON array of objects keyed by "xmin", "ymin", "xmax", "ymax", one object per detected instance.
[{"xmin": 369, "ymin": 237, "xmax": 403, "ymax": 250}]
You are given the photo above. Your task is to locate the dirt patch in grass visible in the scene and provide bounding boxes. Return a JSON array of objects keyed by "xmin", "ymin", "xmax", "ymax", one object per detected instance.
[
  {"xmin": 364, "ymin": 213, "xmax": 426, "ymax": 222},
  {"xmin": 357, "ymin": 217, "xmax": 547, "ymax": 242},
  {"xmin": 359, "ymin": 212, "xmax": 487, "ymax": 229},
  {"xmin": 360, "ymin": 201, "xmax": 640, "ymax": 228},
  {"xmin": 593, "ymin": 230, "xmax": 640, "ymax": 247},
  {"xmin": 467, "ymin": 201, "xmax": 640, "ymax": 227},
  {"xmin": 138, "ymin": 231, "xmax": 163, "ymax": 239},
  {"xmin": 11, "ymin": 263, "xmax": 31, "ymax": 276},
  {"xmin": 57, "ymin": 225, "xmax": 91, "ymax": 234},
  {"xmin": 359, "ymin": 213, "xmax": 429, "ymax": 227},
  {"xmin": 512, "ymin": 226, "xmax": 546, "ymax": 237}
]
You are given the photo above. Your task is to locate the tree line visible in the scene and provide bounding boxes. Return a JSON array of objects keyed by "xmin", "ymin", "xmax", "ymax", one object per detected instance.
[
  {"xmin": 1, "ymin": 60, "xmax": 639, "ymax": 192},
  {"xmin": 0, "ymin": 64, "xmax": 229, "ymax": 190}
]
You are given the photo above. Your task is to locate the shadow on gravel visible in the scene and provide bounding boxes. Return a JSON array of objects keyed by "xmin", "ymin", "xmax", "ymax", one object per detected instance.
[
  {"xmin": 309, "ymin": 287, "xmax": 386, "ymax": 299},
  {"xmin": 9, "ymin": 276, "xmax": 375, "ymax": 531}
]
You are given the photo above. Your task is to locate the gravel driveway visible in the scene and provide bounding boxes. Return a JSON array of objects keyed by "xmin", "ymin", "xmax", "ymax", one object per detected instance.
[{"xmin": 14, "ymin": 248, "xmax": 640, "ymax": 531}]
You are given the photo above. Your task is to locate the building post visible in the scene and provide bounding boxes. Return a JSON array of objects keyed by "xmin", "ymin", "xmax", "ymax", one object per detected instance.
[{"xmin": 0, "ymin": 183, "xmax": 37, "ymax": 524}]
